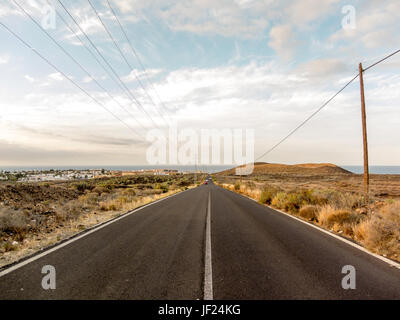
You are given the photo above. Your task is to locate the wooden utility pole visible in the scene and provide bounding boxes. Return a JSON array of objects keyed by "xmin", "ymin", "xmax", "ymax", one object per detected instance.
[{"xmin": 359, "ymin": 63, "xmax": 369, "ymax": 202}]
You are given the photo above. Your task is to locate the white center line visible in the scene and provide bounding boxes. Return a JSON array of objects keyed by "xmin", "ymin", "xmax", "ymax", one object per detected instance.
[{"xmin": 203, "ymin": 189, "xmax": 213, "ymax": 300}]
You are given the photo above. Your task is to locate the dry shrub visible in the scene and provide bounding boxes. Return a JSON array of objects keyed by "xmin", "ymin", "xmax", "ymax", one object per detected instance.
[
  {"xmin": 99, "ymin": 195, "xmax": 132, "ymax": 212},
  {"xmin": 122, "ymin": 188, "xmax": 136, "ymax": 197},
  {"xmin": 2, "ymin": 241, "xmax": 18, "ymax": 252},
  {"xmin": 99, "ymin": 199, "xmax": 121, "ymax": 211},
  {"xmin": 0, "ymin": 207, "xmax": 29, "ymax": 236},
  {"xmin": 92, "ymin": 186, "xmax": 110, "ymax": 195},
  {"xmin": 259, "ymin": 185, "xmax": 281, "ymax": 205},
  {"xmin": 223, "ymin": 183, "xmax": 235, "ymax": 191},
  {"xmin": 55, "ymin": 200, "xmax": 83, "ymax": 221},
  {"xmin": 321, "ymin": 190, "xmax": 364, "ymax": 210},
  {"xmin": 234, "ymin": 183, "xmax": 241, "ymax": 191},
  {"xmin": 271, "ymin": 192, "xmax": 289, "ymax": 210},
  {"xmin": 298, "ymin": 205, "xmax": 319, "ymax": 221},
  {"xmin": 239, "ymin": 182, "xmax": 261, "ymax": 199},
  {"xmin": 78, "ymin": 192, "xmax": 99, "ymax": 206},
  {"xmin": 354, "ymin": 201, "xmax": 400, "ymax": 258},
  {"xmin": 271, "ymin": 190, "xmax": 320, "ymax": 213},
  {"xmin": 317, "ymin": 205, "xmax": 358, "ymax": 229}
]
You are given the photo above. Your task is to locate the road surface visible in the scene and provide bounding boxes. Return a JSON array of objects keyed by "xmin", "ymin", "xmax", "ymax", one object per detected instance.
[{"xmin": 1, "ymin": 182, "xmax": 400, "ymax": 299}]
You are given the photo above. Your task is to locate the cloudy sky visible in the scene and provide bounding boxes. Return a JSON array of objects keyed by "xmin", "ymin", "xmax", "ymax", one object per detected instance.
[{"xmin": 0, "ymin": 0, "xmax": 399, "ymax": 166}]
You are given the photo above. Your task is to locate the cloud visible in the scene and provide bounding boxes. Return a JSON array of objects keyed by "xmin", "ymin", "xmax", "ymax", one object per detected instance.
[
  {"xmin": 0, "ymin": 55, "xmax": 9, "ymax": 64},
  {"xmin": 24, "ymin": 75, "xmax": 35, "ymax": 83},
  {"xmin": 268, "ymin": 25, "xmax": 297, "ymax": 60},
  {"xmin": 330, "ymin": 1, "xmax": 400, "ymax": 49},
  {"xmin": 1, "ymin": 58, "xmax": 399, "ymax": 165},
  {"xmin": 0, "ymin": 2, "xmax": 21, "ymax": 17},
  {"xmin": 0, "ymin": 139, "xmax": 145, "ymax": 166},
  {"xmin": 16, "ymin": 124, "xmax": 142, "ymax": 146},
  {"xmin": 122, "ymin": 68, "xmax": 162, "ymax": 82},
  {"xmin": 112, "ymin": 0, "xmax": 274, "ymax": 38},
  {"xmin": 48, "ymin": 73, "xmax": 64, "ymax": 81},
  {"xmin": 284, "ymin": 0, "xmax": 340, "ymax": 27},
  {"xmin": 82, "ymin": 76, "xmax": 93, "ymax": 83},
  {"xmin": 295, "ymin": 58, "xmax": 350, "ymax": 79}
]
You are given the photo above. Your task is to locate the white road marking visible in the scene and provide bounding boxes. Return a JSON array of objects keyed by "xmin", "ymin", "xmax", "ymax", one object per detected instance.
[
  {"xmin": 0, "ymin": 188, "xmax": 192, "ymax": 278},
  {"xmin": 223, "ymin": 187, "xmax": 400, "ymax": 270},
  {"xmin": 203, "ymin": 189, "xmax": 214, "ymax": 300}
]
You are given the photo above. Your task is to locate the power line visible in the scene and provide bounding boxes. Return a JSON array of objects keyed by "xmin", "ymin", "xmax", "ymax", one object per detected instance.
[
  {"xmin": 105, "ymin": 0, "xmax": 172, "ymax": 122},
  {"xmin": 13, "ymin": 0, "xmax": 147, "ymax": 134},
  {"xmin": 87, "ymin": 0, "xmax": 168, "ymax": 127},
  {"xmin": 56, "ymin": 0, "xmax": 160, "ymax": 130},
  {"xmin": 0, "ymin": 19, "xmax": 145, "ymax": 140},
  {"xmin": 255, "ymin": 74, "xmax": 359, "ymax": 161},
  {"xmin": 46, "ymin": 0, "xmax": 149, "ymax": 132},
  {"xmin": 363, "ymin": 49, "xmax": 400, "ymax": 72},
  {"xmin": 256, "ymin": 48, "xmax": 400, "ymax": 162}
]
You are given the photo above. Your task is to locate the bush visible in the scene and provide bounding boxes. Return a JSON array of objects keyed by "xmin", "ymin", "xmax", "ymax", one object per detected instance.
[
  {"xmin": 271, "ymin": 192, "xmax": 288, "ymax": 209},
  {"xmin": 234, "ymin": 183, "xmax": 241, "ymax": 191},
  {"xmin": 56, "ymin": 200, "xmax": 83, "ymax": 221},
  {"xmin": 298, "ymin": 205, "xmax": 319, "ymax": 221},
  {"xmin": 321, "ymin": 190, "xmax": 364, "ymax": 210},
  {"xmin": 160, "ymin": 184, "xmax": 169, "ymax": 193},
  {"xmin": 2, "ymin": 241, "xmax": 17, "ymax": 252},
  {"xmin": 0, "ymin": 208, "xmax": 29, "ymax": 235},
  {"xmin": 78, "ymin": 192, "xmax": 98, "ymax": 205},
  {"xmin": 271, "ymin": 191, "xmax": 318, "ymax": 213},
  {"xmin": 122, "ymin": 188, "xmax": 136, "ymax": 197},
  {"xmin": 259, "ymin": 185, "xmax": 280, "ymax": 205},
  {"xmin": 92, "ymin": 186, "xmax": 110, "ymax": 195},
  {"xmin": 354, "ymin": 201, "xmax": 400, "ymax": 258},
  {"xmin": 95, "ymin": 181, "xmax": 116, "ymax": 191},
  {"xmin": 73, "ymin": 182, "xmax": 92, "ymax": 192},
  {"xmin": 317, "ymin": 205, "xmax": 355, "ymax": 228}
]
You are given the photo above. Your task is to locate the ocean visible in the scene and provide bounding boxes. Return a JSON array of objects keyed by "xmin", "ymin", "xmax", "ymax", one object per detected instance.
[{"xmin": 342, "ymin": 166, "xmax": 400, "ymax": 175}]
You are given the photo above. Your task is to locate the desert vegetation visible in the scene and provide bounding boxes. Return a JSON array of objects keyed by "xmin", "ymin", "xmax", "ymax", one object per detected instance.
[
  {"xmin": 0, "ymin": 173, "xmax": 202, "ymax": 267},
  {"xmin": 215, "ymin": 171, "xmax": 400, "ymax": 262}
]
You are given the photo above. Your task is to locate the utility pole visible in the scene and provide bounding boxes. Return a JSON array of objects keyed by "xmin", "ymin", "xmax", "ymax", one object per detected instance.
[{"xmin": 359, "ymin": 63, "xmax": 369, "ymax": 204}]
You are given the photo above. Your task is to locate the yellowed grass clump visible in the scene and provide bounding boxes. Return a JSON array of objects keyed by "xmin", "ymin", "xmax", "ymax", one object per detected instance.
[
  {"xmin": 317, "ymin": 205, "xmax": 352, "ymax": 228},
  {"xmin": 354, "ymin": 201, "xmax": 400, "ymax": 259},
  {"xmin": 298, "ymin": 205, "xmax": 319, "ymax": 221}
]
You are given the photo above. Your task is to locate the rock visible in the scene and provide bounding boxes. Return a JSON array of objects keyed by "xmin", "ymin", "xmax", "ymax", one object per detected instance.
[{"xmin": 12, "ymin": 241, "xmax": 18, "ymax": 246}]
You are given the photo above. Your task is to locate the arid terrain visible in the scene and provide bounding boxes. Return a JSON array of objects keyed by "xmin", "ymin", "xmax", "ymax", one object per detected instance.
[
  {"xmin": 213, "ymin": 162, "xmax": 400, "ymax": 262},
  {"xmin": 0, "ymin": 173, "xmax": 202, "ymax": 268},
  {"xmin": 215, "ymin": 162, "xmax": 400, "ymax": 199}
]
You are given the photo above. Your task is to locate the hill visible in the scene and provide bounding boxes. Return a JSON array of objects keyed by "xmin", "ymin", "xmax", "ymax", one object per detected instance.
[{"xmin": 216, "ymin": 162, "xmax": 352, "ymax": 176}]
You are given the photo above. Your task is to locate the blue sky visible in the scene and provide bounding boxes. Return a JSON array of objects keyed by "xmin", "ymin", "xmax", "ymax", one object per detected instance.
[{"xmin": 0, "ymin": 0, "xmax": 399, "ymax": 166}]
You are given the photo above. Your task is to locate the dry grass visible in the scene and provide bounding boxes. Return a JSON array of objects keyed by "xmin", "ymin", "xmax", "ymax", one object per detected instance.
[
  {"xmin": 298, "ymin": 205, "xmax": 319, "ymax": 221},
  {"xmin": 0, "ymin": 208, "xmax": 30, "ymax": 238},
  {"xmin": 317, "ymin": 205, "xmax": 356, "ymax": 228},
  {"xmin": 354, "ymin": 202, "xmax": 400, "ymax": 259}
]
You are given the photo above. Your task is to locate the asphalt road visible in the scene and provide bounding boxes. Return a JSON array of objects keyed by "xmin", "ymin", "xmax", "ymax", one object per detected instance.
[{"xmin": 1, "ymin": 181, "xmax": 400, "ymax": 299}]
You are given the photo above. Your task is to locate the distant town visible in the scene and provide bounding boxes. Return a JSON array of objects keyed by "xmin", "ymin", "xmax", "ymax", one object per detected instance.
[{"xmin": 0, "ymin": 168, "xmax": 188, "ymax": 182}]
